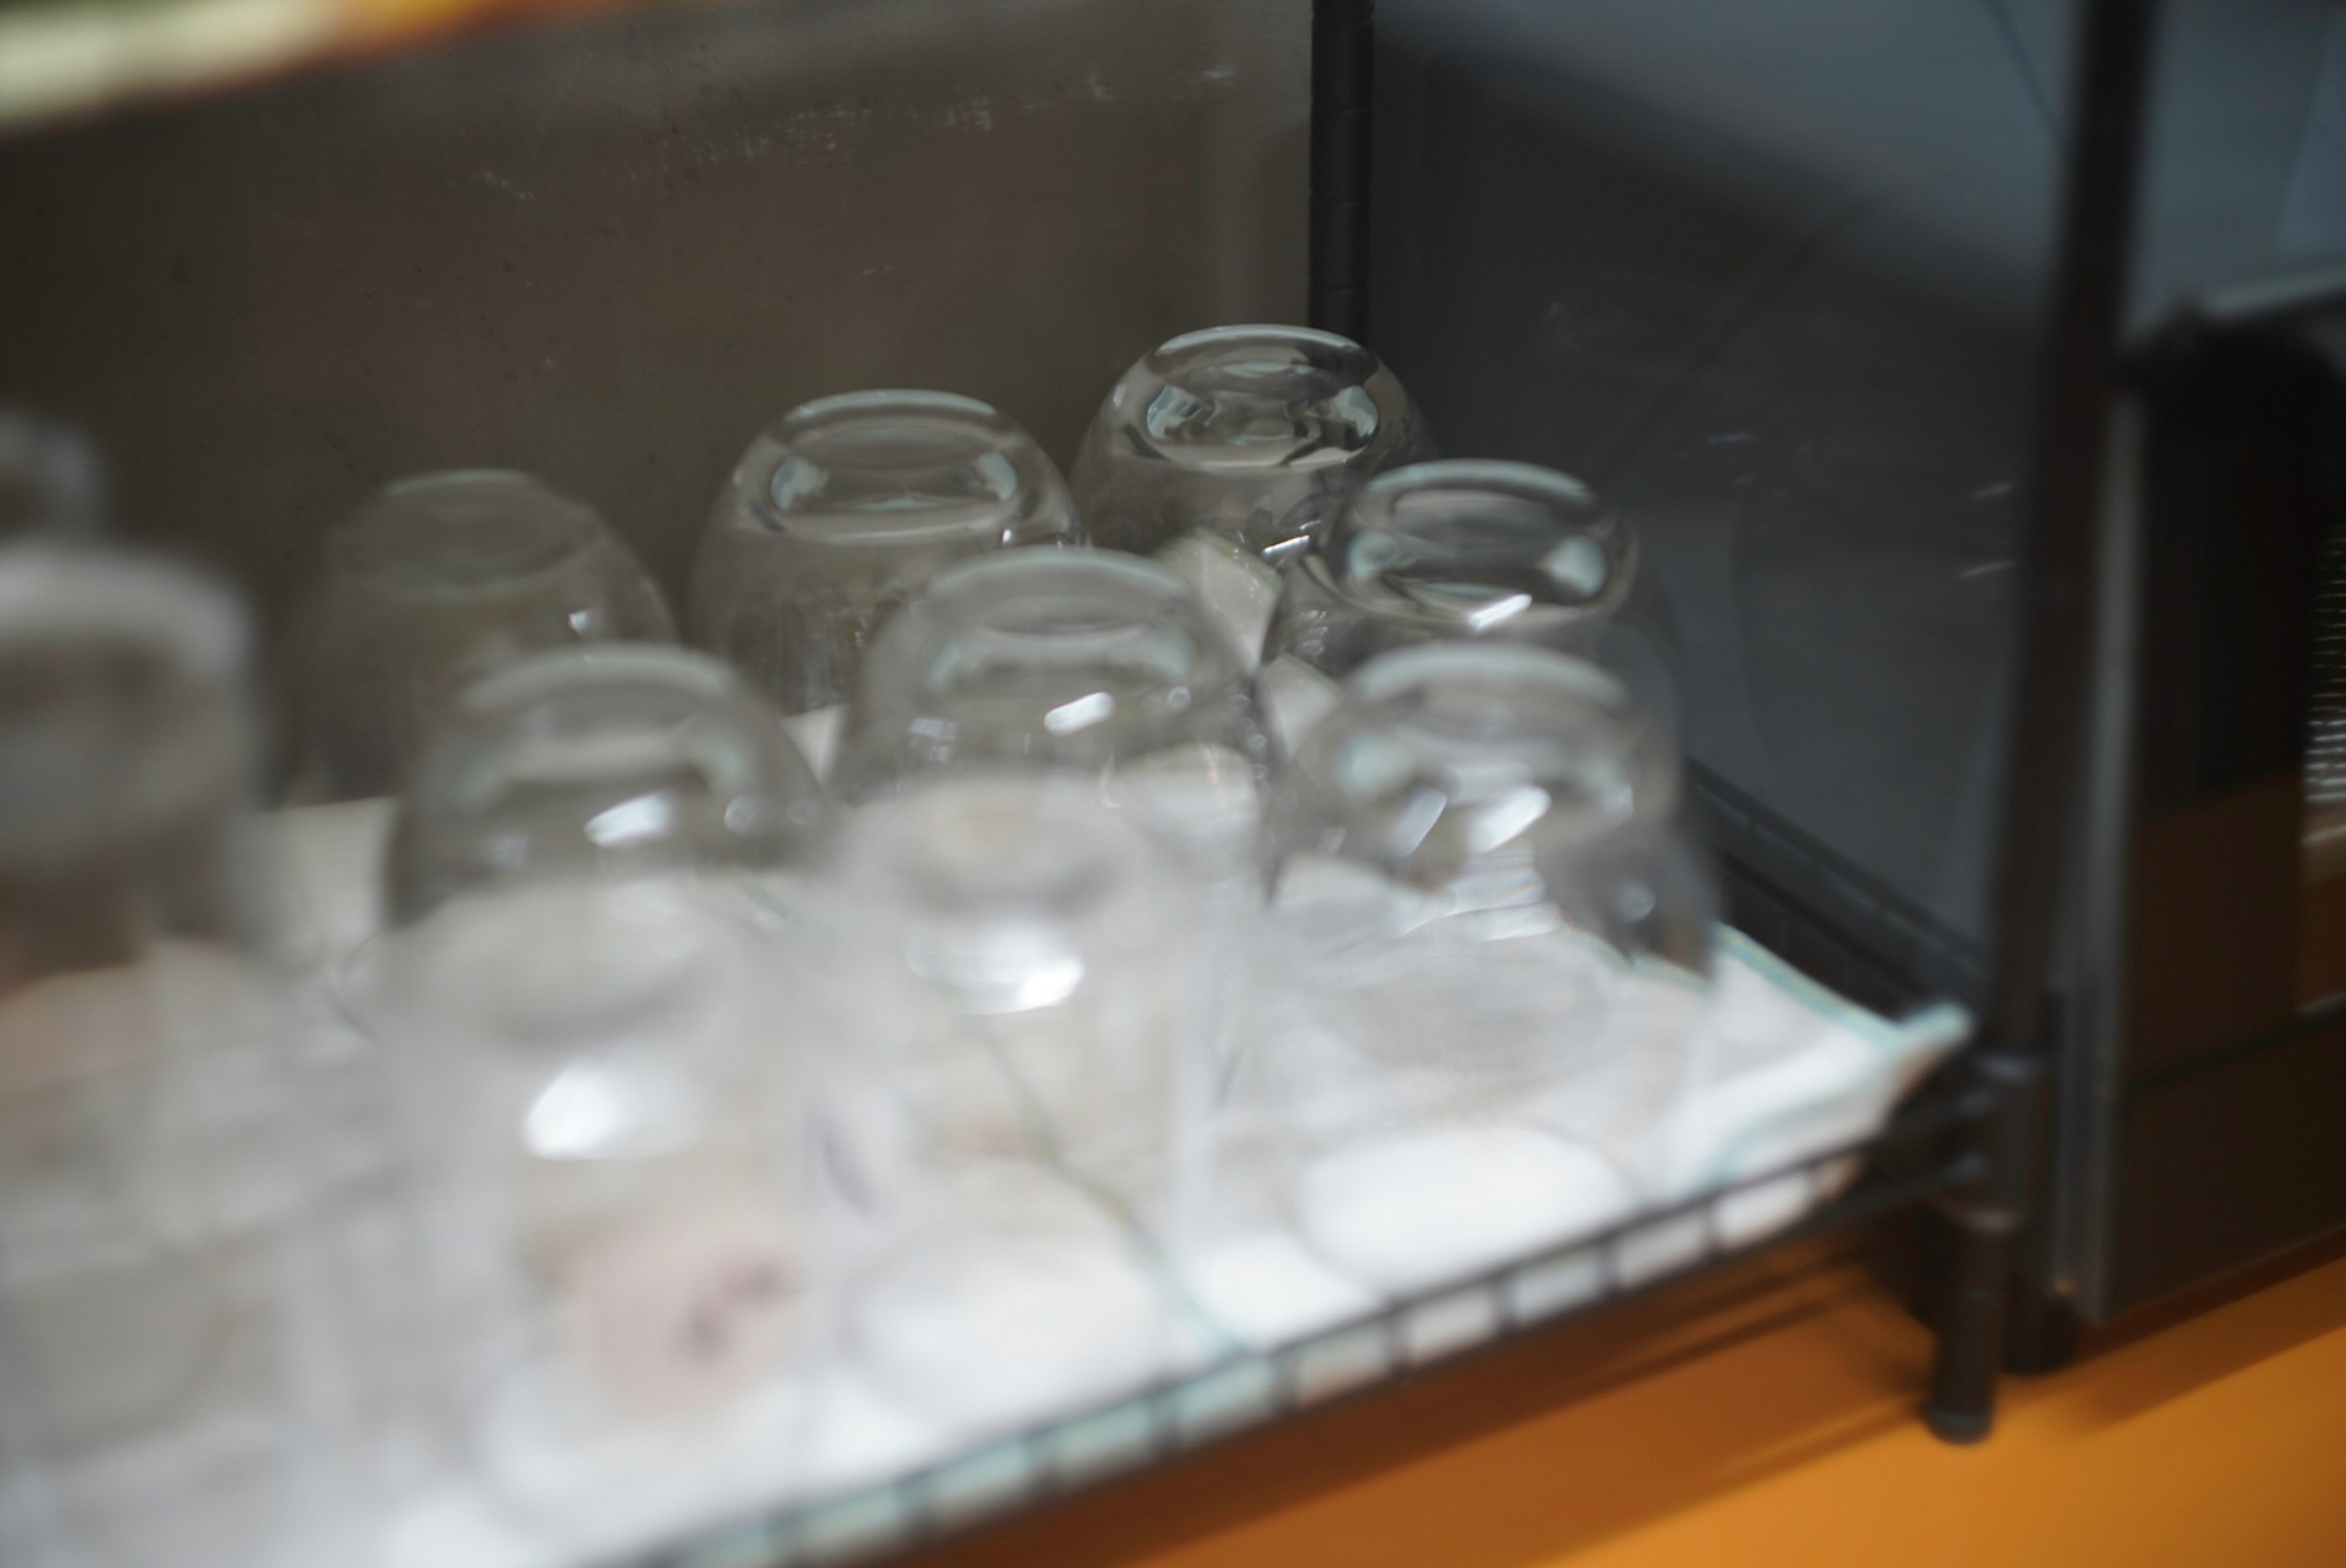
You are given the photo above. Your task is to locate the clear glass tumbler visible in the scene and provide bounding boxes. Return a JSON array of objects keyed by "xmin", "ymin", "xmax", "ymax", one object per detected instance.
[
  {"xmin": 290, "ymin": 470, "xmax": 676, "ymax": 804},
  {"xmin": 1265, "ymin": 460, "xmax": 1680, "ymax": 735},
  {"xmin": 831, "ymin": 547, "xmax": 1278, "ymax": 874},
  {"xmin": 1070, "ymin": 324, "xmax": 1435, "ymax": 561},
  {"xmin": 815, "ymin": 775, "xmax": 1210, "ymax": 1434},
  {"xmin": 686, "ymin": 391, "xmax": 1080, "ymax": 750},
  {"xmin": 0, "ymin": 544, "xmax": 324, "ymax": 1568},
  {"xmin": 348, "ymin": 647, "xmax": 828, "ymax": 1546},
  {"xmin": 385, "ymin": 644, "xmax": 825, "ymax": 924},
  {"xmin": 1255, "ymin": 643, "xmax": 1714, "ymax": 1295}
]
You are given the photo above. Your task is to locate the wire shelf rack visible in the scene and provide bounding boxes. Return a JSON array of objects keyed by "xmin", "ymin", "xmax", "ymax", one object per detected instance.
[{"xmin": 632, "ymin": 1062, "xmax": 1994, "ymax": 1568}]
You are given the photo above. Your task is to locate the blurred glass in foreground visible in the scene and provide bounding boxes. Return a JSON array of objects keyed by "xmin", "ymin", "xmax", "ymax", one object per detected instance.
[
  {"xmin": 1254, "ymin": 643, "xmax": 1712, "ymax": 1293},
  {"xmin": 386, "ymin": 644, "xmax": 824, "ymax": 922},
  {"xmin": 814, "ymin": 776, "xmax": 1211, "ymax": 1434},
  {"xmin": 0, "ymin": 544, "xmax": 323, "ymax": 1568},
  {"xmin": 290, "ymin": 470, "xmax": 676, "ymax": 803},
  {"xmin": 344, "ymin": 647, "xmax": 825, "ymax": 1547}
]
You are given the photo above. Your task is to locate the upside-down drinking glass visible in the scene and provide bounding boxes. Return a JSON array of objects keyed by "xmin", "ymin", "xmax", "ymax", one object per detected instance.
[
  {"xmin": 687, "ymin": 391, "xmax": 1080, "ymax": 762},
  {"xmin": 1265, "ymin": 460, "xmax": 1681, "ymax": 738},
  {"xmin": 290, "ymin": 470, "xmax": 676, "ymax": 803},
  {"xmin": 0, "ymin": 544, "xmax": 326, "ymax": 1568},
  {"xmin": 346, "ymin": 646, "xmax": 827, "ymax": 1547},
  {"xmin": 384, "ymin": 644, "xmax": 825, "ymax": 923},
  {"xmin": 1070, "ymin": 325, "xmax": 1434, "ymax": 562},
  {"xmin": 1255, "ymin": 643, "xmax": 1714, "ymax": 1295},
  {"xmin": 831, "ymin": 547, "xmax": 1278, "ymax": 873}
]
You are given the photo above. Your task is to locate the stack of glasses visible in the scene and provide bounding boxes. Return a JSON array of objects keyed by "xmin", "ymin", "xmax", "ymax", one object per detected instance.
[{"xmin": 0, "ymin": 326, "xmax": 1938, "ymax": 1568}]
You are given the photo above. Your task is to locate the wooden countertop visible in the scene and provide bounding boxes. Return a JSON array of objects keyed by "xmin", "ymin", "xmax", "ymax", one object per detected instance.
[{"xmin": 903, "ymin": 1231, "xmax": 2346, "ymax": 1568}]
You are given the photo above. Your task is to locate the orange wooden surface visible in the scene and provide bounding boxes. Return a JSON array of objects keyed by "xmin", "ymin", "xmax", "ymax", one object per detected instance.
[
  {"xmin": 344, "ymin": 0, "xmax": 627, "ymax": 50},
  {"xmin": 909, "ymin": 1236, "xmax": 2346, "ymax": 1568}
]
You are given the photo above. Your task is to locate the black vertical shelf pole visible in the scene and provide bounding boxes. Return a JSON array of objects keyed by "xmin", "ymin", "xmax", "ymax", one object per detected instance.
[
  {"xmin": 1926, "ymin": 0, "xmax": 2160, "ymax": 1442},
  {"xmin": 1308, "ymin": 0, "xmax": 1375, "ymax": 341}
]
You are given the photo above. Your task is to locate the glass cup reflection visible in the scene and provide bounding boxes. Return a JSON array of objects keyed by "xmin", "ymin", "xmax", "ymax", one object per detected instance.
[
  {"xmin": 687, "ymin": 391, "xmax": 1080, "ymax": 756},
  {"xmin": 1070, "ymin": 325, "xmax": 1434, "ymax": 561},
  {"xmin": 290, "ymin": 470, "xmax": 676, "ymax": 803}
]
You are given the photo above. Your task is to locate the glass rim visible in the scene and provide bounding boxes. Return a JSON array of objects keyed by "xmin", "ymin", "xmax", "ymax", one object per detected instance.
[
  {"xmin": 1349, "ymin": 458, "xmax": 1612, "ymax": 517},
  {"xmin": 453, "ymin": 644, "xmax": 750, "ymax": 720},
  {"xmin": 1148, "ymin": 323, "xmax": 1378, "ymax": 375},
  {"xmin": 1307, "ymin": 459, "xmax": 1636, "ymax": 630},
  {"xmin": 731, "ymin": 390, "xmax": 1064, "ymax": 547},
  {"xmin": 1347, "ymin": 641, "xmax": 1635, "ymax": 712},
  {"xmin": 1100, "ymin": 325, "xmax": 1406, "ymax": 492},
  {"xmin": 919, "ymin": 542, "xmax": 1190, "ymax": 602},
  {"xmin": 781, "ymin": 388, "xmax": 1012, "ymax": 426},
  {"xmin": 327, "ymin": 469, "xmax": 613, "ymax": 594}
]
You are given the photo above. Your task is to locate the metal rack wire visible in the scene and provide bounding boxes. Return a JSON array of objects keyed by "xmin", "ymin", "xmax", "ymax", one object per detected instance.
[{"xmin": 637, "ymin": 1043, "xmax": 2000, "ymax": 1568}]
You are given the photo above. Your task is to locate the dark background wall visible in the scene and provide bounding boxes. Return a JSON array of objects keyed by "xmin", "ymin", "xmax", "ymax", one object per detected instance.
[{"xmin": 0, "ymin": 0, "xmax": 1311, "ymax": 627}]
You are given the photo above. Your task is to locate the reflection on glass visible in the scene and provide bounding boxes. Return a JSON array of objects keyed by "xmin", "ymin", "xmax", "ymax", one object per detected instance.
[
  {"xmin": 1070, "ymin": 325, "xmax": 1434, "ymax": 560},
  {"xmin": 687, "ymin": 391, "xmax": 1080, "ymax": 726},
  {"xmin": 291, "ymin": 470, "xmax": 676, "ymax": 803}
]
